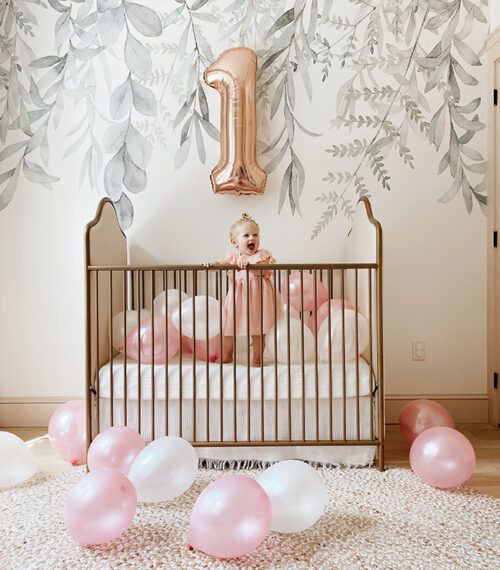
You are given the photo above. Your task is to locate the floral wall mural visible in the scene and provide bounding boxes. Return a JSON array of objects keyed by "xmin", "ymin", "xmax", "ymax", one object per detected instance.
[{"xmin": 0, "ymin": 0, "xmax": 489, "ymax": 237}]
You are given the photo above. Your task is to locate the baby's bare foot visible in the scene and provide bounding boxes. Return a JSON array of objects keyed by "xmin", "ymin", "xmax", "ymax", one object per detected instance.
[
  {"xmin": 222, "ymin": 355, "xmax": 233, "ymax": 363},
  {"xmin": 251, "ymin": 358, "xmax": 262, "ymax": 367}
]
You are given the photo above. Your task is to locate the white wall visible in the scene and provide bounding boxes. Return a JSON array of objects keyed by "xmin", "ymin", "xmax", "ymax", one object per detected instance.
[
  {"xmin": 491, "ymin": 2, "xmax": 500, "ymax": 30},
  {"xmin": 0, "ymin": 0, "xmax": 489, "ymax": 400}
]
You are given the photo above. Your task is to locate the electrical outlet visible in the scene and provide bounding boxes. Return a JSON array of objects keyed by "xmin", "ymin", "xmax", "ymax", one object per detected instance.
[{"xmin": 412, "ymin": 340, "xmax": 426, "ymax": 361}]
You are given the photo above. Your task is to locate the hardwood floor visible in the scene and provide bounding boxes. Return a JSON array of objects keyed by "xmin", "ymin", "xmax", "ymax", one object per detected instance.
[{"xmin": 3, "ymin": 424, "xmax": 500, "ymax": 498}]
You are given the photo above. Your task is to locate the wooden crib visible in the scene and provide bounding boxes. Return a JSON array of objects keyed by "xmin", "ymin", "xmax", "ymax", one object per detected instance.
[{"xmin": 84, "ymin": 197, "xmax": 385, "ymax": 469}]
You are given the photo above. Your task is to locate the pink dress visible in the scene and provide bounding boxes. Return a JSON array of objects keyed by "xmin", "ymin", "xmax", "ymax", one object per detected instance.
[{"xmin": 223, "ymin": 249, "xmax": 281, "ymax": 336}]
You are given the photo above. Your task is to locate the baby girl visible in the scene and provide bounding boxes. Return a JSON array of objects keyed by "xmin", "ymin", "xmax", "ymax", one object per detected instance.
[{"xmin": 204, "ymin": 213, "xmax": 280, "ymax": 366}]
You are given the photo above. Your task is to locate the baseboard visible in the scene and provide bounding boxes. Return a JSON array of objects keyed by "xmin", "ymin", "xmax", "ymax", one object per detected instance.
[
  {"xmin": 0, "ymin": 397, "xmax": 77, "ymax": 427},
  {"xmin": 0, "ymin": 394, "xmax": 489, "ymax": 427},
  {"xmin": 385, "ymin": 394, "xmax": 488, "ymax": 424}
]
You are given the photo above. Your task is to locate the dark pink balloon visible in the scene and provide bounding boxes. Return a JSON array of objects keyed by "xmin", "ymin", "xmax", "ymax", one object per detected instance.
[
  {"xmin": 188, "ymin": 474, "xmax": 271, "ymax": 559},
  {"xmin": 125, "ymin": 317, "xmax": 179, "ymax": 364},
  {"xmin": 87, "ymin": 426, "xmax": 145, "ymax": 474},
  {"xmin": 410, "ymin": 427, "xmax": 476, "ymax": 489},
  {"xmin": 281, "ymin": 272, "xmax": 328, "ymax": 312},
  {"xmin": 189, "ymin": 335, "xmax": 222, "ymax": 363},
  {"xmin": 48, "ymin": 400, "xmax": 86, "ymax": 466},
  {"xmin": 64, "ymin": 469, "xmax": 137, "ymax": 545},
  {"xmin": 399, "ymin": 399, "xmax": 454, "ymax": 444},
  {"xmin": 306, "ymin": 299, "xmax": 355, "ymax": 332}
]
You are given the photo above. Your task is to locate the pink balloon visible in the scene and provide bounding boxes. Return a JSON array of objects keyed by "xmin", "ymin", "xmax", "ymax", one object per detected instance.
[
  {"xmin": 181, "ymin": 335, "xmax": 193, "ymax": 355},
  {"xmin": 399, "ymin": 399, "xmax": 454, "ymax": 444},
  {"xmin": 306, "ymin": 299, "xmax": 355, "ymax": 332},
  {"xmin": 124, "ymin": 316, "xmax": 180, "ymax": 364},
  {"xmin": 48, "ymin": 400, "xmax": 86, "ymax": 466},
  {"xmin": 188, "ymin": 474, "xmax": 271, "ymax": 559},
  {"xmin": 281, "ymin": 272, "xmax": 328, "ymax": 312},
  {"xmin": 87, "ymin": 426, "xmax": 145, "ymax": 474},
  {"xmin": 410, "ymin": 427, "xmax": 476, "ymax": 489},
  {"xmin": 188, "ymin": 335, "xmax": 222, "ymax": 363},
  {"xmin": 64, "ymin": 469, "xmax": 137, "ymax": 545}
]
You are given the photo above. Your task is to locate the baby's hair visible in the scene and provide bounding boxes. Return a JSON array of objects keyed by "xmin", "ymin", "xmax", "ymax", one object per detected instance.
[{"xmin": 229, "ymin": 213, "xmax": 259, "ymax": 240}]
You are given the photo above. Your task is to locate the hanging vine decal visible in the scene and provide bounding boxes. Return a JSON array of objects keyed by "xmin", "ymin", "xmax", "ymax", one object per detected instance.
[{"xmin": 0, "ymin": 0, "xmax": 489, "ymax": 233}]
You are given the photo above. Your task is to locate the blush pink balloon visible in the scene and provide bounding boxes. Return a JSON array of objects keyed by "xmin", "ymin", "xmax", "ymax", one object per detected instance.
[
  {"xmin": 87, "ymin": 426, "xmax": 145, "ymax": 474},
  {"xmin": 281, "ymin": 272, "xmax": 328, "ymax": 312},
  {"xmin": 410, "ymin": 427, "xmax": 476, "ymax": 489},
  {"xmin": 188, "ymin": 474, "xmax": 271, "ymax": 559},
  {"xmin": 181, "ymin": 335, "xmax": 193, "ymax": 355},
  {"xmin": 64, "ymin": 469, "xmax": 137, "ymax": 545},
  {"xmin": 306, "ymin": 299, "xmax": 355, "ymax": 332},
  {"xmin": 189, "ymin": 335, "xmax": 222, "ymax": 363},
  {"xmin": 48, "ymin": 400, "xmax": 86, "ymax": 466},
  {"xmin": 124, "ymin": 317, "xmax": 180, "ymax": 364},
  {"xmin": 399, "ymin": 399, "xmax": 454, "ymax": 444}
]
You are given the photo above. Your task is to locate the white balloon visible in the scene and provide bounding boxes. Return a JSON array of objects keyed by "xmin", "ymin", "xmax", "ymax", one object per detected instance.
[
  {"xmin": 153, "ymin": 289, "xmax": 189, "ymax": 317},
  {"xmin": 171, "ymin": 296, "xmax": 222, "ymax": 340},
  {"xmin": 317, "ymin": 308, "xmax": 369, "ymax": 362},
  {"xmin": 111, "ymin": 310, "xmax": 151, "ymax": 350},
  {"xmin": 0, "ymin": 432, "xmax": 37, "ymax": 488},
  {"xmin": 265, "ymin": 318, "xmax": 315, "ymax": 363},
  {"xmin": 257, "ymin": 460, "xmax": 328, "ymax": 533},
  {"xmin": 278, "ymin": 299, "xmax": 300, "ymax": 320},
  {"xmin": 128, "ymin": 436, "xmax": 198, "ymax": 502}
]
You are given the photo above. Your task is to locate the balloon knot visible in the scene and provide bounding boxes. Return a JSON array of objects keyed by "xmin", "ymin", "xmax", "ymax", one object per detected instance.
[
  {"xmin": 70, "ymin": 459, "xmax": 79, "ymax": 466},
  {"xmin": 210, "ymin": 355, "xmax": 218, "ymax": 363},
  {"xmin": 187, "ymin": 544, "xmax": 194, "ymax": 551},
  {"xmin": 118, "ymin": 346, "xmax": 124, "ymax": 353}
]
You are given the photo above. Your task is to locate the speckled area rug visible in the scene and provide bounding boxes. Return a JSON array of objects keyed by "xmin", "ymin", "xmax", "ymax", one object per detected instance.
[{"xmin": 1, "ymin": 467, "xmax": 499, "ymax": 570}]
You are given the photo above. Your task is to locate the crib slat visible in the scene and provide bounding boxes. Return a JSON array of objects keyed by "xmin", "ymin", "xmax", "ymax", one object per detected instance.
[
  {"xmin": 137, "ymin": 272, "xmax": 142, "ymax": 436},
  {"xmin": 178, "ymin": 275, "xmax": 183, "ymax": 438},
  {"xmin": 327, "ymin": 269, "xmax": 333, "ymax": 442},
  {"xmin": 205, "ymin": 268, "xmax": 210, "ymax": 443},
  {"xmin": 355, "ymin": 268, "xmax": 360, "ymax": 441},
  {"xmin": 246, "ymin": 268, "xmax": 250, "ymax": 442},
  {"xmin": 109, "ymin": 271, "xmax": 114, "ymax": 427},
  {"xmin": 232, "ymin": 269, "xmax": 237, "ymax": 442},
  {"xmin": 369, "ymin": 268, "xmax": 374, "ymax": 441},
  {"xmin": 313, "ymin": 269, "xmax": 319, "ymax": 442},
  {"xmin": 164, "ymin": 270, "xmax": 169, "ymax": 436},
  {"xmin": 219, "ymin": 269, "xmax": 223, "ymax": 442},
  {"xmin": 273, "ymin": 269, "xmax": 278, "ymax": 442},
  {"xmin": 260, "ymin": 268, "xmax": 264, "ymax": 442},
  {"xmin": 151, "ymin": 271, "xmax": 155, "ymax": 441},
  {"xmin": 286, "ymin": 270, "xmax": 291, "ymax": 441},
  {"xmin": 123, "ymin": 271, "xmax": 128, "ymax": 426},
  {"xmin": 300, "ymin": 269, "xmax": 305, "ymax": 442},
  {"xmin": 341, "ymin": 269, "xmax": 346, "ymax": 441},
  {"xmin": 192, "ymin": 270, "xmax": 197, "ymax": 442}
]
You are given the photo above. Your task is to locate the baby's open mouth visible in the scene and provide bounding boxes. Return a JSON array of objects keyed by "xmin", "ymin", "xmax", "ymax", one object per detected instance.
[{"xmin": 248, "ymin": 242, "xmax": 255, "ymax": 252}]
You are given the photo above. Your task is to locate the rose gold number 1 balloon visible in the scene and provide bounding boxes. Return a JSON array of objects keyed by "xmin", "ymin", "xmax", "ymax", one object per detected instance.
[{"xmin": 204, "ymin": 48, "xmax": 267, "ymax": 195}]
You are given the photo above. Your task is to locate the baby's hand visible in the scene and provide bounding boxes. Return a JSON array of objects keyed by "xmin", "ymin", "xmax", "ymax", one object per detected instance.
[
  {"xmin": 238, "ymin": 255, "xmax": 249, "ymax": 269},
  {"xmin": 203, "ymin": 261, "xmax": 215, "ymax": 267}
]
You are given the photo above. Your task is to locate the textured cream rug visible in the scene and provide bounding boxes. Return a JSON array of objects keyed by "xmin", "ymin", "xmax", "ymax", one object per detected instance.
[{"xmin": 0, "ymin": 467, "xmax": 498, "ymax": 570}]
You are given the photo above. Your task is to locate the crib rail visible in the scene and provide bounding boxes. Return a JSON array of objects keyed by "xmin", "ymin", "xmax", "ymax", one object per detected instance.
[{"xmin": 85, "ymin": 200, "xmax": 384, "ymax": 470}]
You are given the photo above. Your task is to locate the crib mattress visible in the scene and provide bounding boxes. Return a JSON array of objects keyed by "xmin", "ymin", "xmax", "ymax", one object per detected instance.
[
  {"xmin": 96, "ymin": 356, "xmax": 378, "ymax": 467},
  {"xmin": 98, "ymin": 355, "xmax": 375, "ymax": 401}
]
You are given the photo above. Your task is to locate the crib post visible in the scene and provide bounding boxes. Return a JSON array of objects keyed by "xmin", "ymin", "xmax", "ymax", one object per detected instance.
[
  {"xmin": 84, "ymin": 244, "xmax": 92, "ymax": 472},
  {"xmin": 84, "ymin": 198, "xmax": 128, "ymax": 464}
]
